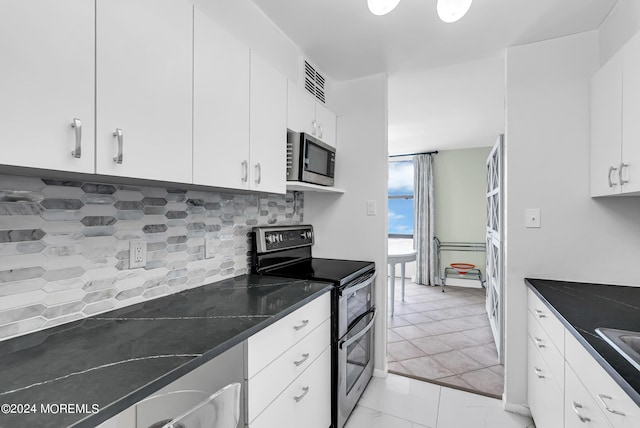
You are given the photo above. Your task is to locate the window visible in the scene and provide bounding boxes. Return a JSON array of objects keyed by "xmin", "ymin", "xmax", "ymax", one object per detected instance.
[{"xmin": 388, "ymin": 160, "xmax": 414, "ymax": 238}]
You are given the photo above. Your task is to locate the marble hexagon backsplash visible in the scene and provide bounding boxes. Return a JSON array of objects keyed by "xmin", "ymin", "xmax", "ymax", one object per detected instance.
[{"xmin": 0, "ymin": 174, "xmax": 303, "ymax": 340}]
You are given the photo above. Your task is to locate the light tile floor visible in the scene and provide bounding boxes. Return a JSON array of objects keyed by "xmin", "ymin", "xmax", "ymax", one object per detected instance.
[
  {"xmin": 344, "ymin": 374, "xmax": 533, "ymax": 428},
  {"xmin": 387, "ymin": 279, "xmax": 504, "ymax": 397}
]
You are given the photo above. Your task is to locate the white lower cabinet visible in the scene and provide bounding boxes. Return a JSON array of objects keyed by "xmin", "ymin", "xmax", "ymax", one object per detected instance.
[
  {"xmin": 528, "ymin": 290, "xmax": 640, "ymax": 428},
  {"xmin": 565, "ymin": 363, "xmax": 613, "ymax": 428},
  {"xmin": 565, "ymin": 332, "xmax": 640, "ymax": 428},
  {"xmin": 527, "ymin": 295, "xmax": 564, "ymax": 428},
  {"xmin": 249, "ymin": 347, "xmax": 331, "ymax": 428},
  {"xmin": 246, "ymin": 293, "xmax": 331, "ymax": 428}
]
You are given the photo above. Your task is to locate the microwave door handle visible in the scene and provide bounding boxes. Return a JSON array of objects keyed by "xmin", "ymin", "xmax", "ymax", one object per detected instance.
[
  {"xmin": 339, "ymin": 308, "xmax": 376, "ymax": 350},
  {"xmin": 339, "ymin": 271, "xmax": 377, "ymax": 297}
]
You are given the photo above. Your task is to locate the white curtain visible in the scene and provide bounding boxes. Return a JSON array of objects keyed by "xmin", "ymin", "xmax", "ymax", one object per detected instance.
[{"xmin": 414, "ymin": 154, "xmax": 435, "ymax": 285}]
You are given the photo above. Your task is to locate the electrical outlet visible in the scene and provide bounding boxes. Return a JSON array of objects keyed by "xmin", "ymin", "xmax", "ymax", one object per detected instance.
[
  {"xmin": 129, "ymin": 240, "xmax": 146, "ymax": 268},
  {"xmin": 204, "ymin": 237, "xmax": 216, "ymax": 259}
]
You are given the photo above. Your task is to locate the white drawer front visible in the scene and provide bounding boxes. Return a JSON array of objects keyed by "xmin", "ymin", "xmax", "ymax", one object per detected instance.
[
  {"xmin": 528, "ymin": 288, "xmax": 565, "ymax": 353},
  {"xmin": 247, "ymin": 318, "xmax": 330, "ymax": 422},
  {"xmin": 528, "ymin": 309, "xmax": 564, "ymax": 392},
  {"xmin": 565, "ymin": 331, "xmax": 640, "ymax": 428},
  {"xmin": 565, "ymin": 362, "xmax": 614, "ymax": 428},
  {"xmin": 249, "ymin": 346, "xmax": 331, "ymax": 428},
  {"xmin": 248, "ymin": 292, "xmax": 330, "ymax": 378},
  {"xmin": 528, "ymin": 334, "xmax": 564, "ymax": 428}
]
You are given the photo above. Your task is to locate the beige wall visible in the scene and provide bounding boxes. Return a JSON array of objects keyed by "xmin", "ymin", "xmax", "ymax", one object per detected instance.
[{"xmin": 433, "ymin": 147, "xmax": 492, "ymax": 284}]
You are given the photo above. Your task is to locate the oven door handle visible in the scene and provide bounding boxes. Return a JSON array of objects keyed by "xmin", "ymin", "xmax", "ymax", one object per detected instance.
[
  {"xmin": 339, "ymin": 308, "xmax": 376, "ymax": 350},
  {"xmin": 339, "ymin": 271, "xmax": 377, "ymax": 297}
]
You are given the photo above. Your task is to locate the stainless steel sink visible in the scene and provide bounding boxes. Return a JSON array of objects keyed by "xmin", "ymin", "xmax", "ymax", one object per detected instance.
[{"xmin": 596, "ymin": 328, "xmax": 640, "ymax": 371}]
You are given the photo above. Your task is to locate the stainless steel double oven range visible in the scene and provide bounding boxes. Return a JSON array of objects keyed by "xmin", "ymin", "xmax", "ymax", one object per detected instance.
[{"xmin": 252, "ymin": 225, "xmax": 376, "ymax": 428}]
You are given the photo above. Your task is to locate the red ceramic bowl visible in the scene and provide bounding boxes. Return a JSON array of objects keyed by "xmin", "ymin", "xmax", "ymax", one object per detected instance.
[{"xmin": 450, "ymin": 263, "xmax": 475, "ymax": 275}]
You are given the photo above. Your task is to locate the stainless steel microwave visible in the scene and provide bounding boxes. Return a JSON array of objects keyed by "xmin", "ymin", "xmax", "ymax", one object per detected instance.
[{"xmin": 286, "ymin": 131, "xmax": 335, "ymax": 186}]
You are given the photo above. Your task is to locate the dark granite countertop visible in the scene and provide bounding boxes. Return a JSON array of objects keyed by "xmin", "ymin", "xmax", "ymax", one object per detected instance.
[
  {"xmin": 0, "ymin": 274, "xmax": 332, "ymax": 428},
  {"xmin": 526, "ymin": 278, "xmax": 640, "ymax": 406}
]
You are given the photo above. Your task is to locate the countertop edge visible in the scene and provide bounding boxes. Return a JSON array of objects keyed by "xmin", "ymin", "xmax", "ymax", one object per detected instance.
[
  {"xmin": 525, "ymin": 278, "xmax": 640, "ymax": 407},
  {"xmin": 70, "ymin": 284, "xmax": 334, "ymax": 428}
]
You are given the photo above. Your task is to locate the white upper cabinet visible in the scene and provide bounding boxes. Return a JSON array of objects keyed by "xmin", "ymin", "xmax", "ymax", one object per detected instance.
[
  {"xmin": 287, "ymin": 81, "xmax": 337, "ymax": 148},
  {"xmin": 287, "ymin": 81, "xmax": 317, "ymax": 136},
  {"xmin": 193, "ymin": 7, "xmax": 251, "ymax": 190},
  {"xmin": 591, "ymin": 53, "xmax": 623, "ymax": 197},
  {"xmin": 95, "ymin": 0, "xmax": 193, "ymax": 184},
  {"xmin": 0, "ymin": 0, "xmax": 95, "ymax": 173},
  {"xmin": 621, "ymin": 32, "xmax": 640, "ymax": 194},
  {"xmin": 591, "ymin": 30, "xmax": 640, "ymax": 197},
  {"xmin": 250, "ymin": 52, "xmax": 287, "ymax": 194}
]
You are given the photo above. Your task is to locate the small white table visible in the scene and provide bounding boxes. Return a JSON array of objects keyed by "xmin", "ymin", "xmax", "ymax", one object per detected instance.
[{"xmin": 388, "ymin": 250, "xmax": 417, "ymax": 316}]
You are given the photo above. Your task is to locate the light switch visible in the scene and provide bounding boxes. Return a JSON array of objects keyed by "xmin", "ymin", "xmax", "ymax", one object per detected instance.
[
  {"xmin": 367, "ymin": 200, "xmax": 377, "ymax": 216},
  {"xmin": 525, "ymin": 209, "xmax": 541, "ymax": 228}
]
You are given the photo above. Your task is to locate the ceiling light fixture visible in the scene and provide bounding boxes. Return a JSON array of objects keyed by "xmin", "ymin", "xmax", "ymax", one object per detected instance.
[
  {"xmin": 367, "ymin": 0, "xmax": 473, "ymax": 23},
  {"xmin": 367, "ymin": 0, "xmax": 401, "ymax": 16},
  {"xmin": 436, "ymin": 0, "xmax": 473, "ymax": 23}
]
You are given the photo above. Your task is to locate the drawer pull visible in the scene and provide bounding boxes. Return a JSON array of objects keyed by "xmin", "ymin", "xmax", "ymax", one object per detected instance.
[
  {"xmin": 534, "ymin": 309, "xmax": 546, "ymax": 318},
  {"xmin": 572, "ymin": 402, "xmax": 591, "ymax": 423},
  {"xmin": 597, "ymin": 394, "xmax": 625, "ymax": 416},
  {"xmin": 534, "ymin": 337, "xmax": 545, "ymax": 348},
  {"xmin": 71, "ymin": 118, "xmax": 82, "ymax": 158},
  {"xmin": 293, "ymin": 319, "xmax": 309, "ymax": 331},
  {"xmin": 294, "ymin": 353, "xmax": 310, "ymax": 367},
  {"xmin": 293, "ymin": 386, "xmax": 309, "ymax": 403},
  {"xmin": 534, "ymin": 367, "xmax": 545, "ymax": 379},
  {"xmin": 113, "ymin": 128, "xmax": 123, "ymax": 164},
  {"xmin": 619, "ymin": 163, "xmax": 629, "ymax": 186},
  {"xmin": 608, "ymin": 166, "xmax": 619, "ymax": 188}
]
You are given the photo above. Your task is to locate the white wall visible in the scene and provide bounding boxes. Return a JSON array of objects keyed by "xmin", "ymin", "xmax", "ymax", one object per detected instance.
[
  {"xmin": 599, "ymin": 0, "xmax": 640, "ymax": 65},
  {"xmin": 305, "ymin": 74, "xmax": 389, "ymax": 373},
  {"xmin": 504, "ymin": 29, "xmax": 640, "ymax": 409},
  {"xmin": 388, "ymin": 55, "xmax": 505, "ymax": 155}
]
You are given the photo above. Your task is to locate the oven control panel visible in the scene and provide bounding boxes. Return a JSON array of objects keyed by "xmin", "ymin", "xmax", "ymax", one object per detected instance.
[{"xmin": 254, "ymin": 225, "xmax": 314, "ymax": 253}]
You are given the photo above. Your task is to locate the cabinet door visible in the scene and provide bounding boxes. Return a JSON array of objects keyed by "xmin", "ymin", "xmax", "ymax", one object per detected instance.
[
  {"xmin": 249, "ymin": 52, "xmax": 287, "ymax": 194},
  {"xmin": 528, "ymin": 335, "xmax": 563, "ymax": 428},
  {"xmin": 249, "ymin": 347, "xmax": 331, "ymax": 428},
  {"xmin": 193, "ymin": 8, "xmax": 250, "ymax": 190},
  {"xmin": 622, "ymin": 31, "xmax": 640, "ymax": 194},
  {"xmin": 0, "ymin": 0, "xmax": 94, "ymax": 173},
  {"xmin": 565, "ymin": 364, "xmax": 614, "ymax": 428},
  {"xmin": 287, "ymin": 80, "xmax": 317, "ymax": 136},
  {"xmin": 96, "ymin": 0, "xmax": 192, "ymax": 184},
  {"xmin": 591, "ymin": 53, "xmax": 623, "ymax": 197},
  {"xmin": 315, "ymin": 102, "xmax": 337, "ymax": 148}
]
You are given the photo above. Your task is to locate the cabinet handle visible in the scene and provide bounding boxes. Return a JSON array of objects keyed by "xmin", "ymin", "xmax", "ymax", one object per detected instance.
[
  {"xmin": 619, "ymin": 163, "xmax": 629, "ymax": 185},
  {"xmin": 113, "ymin": 128, "xmax": 123, "ymax": 164},
  {"xmin": 534, "ymin": 367, "xmax": 545, "ymax": 379},
  {"xmin": 534, "ymin": 337, "xmax": 545, "ymax": 348},
  {"xmin": 534, "ymin": 309, "xmax": 546, "ymax": 318},
  {"xmin": 293, "ymin": 319, "xmax": 309, "ymax": 331},
  {"xmin": 294, "ymin": 353, "xmax": 310, "ymax": 367},
  {"xmin": 608, "ymin": 166, "xmax": 619, "ymax": 188},
  {"xmin": 597, "ymin": 394, "xmax": 625, "ymax": 416},
  {"xmin": 71, "ymin": 118, "xmax": 82, "ymax": 158},
  {"xmin": 311, "ymin": 120, "xmax": 317, "ymax": 135},
  {"xmin": 318, "ymin": 124, "xmax": 323, "ymax": 139},
  {"xmin": 241, "ymin": 160, "xmax": 248, "ymax": 183},
  {"xmin": 293, "ymin": 386, "xmax": 309, "ymax": 403},
  {"xmin": 572, "ymin": 402, "xmax": 591, "ymax": 423},
  {"xmin": 254, "ymin": 163, "xmax": 261, "ymax": 184}
]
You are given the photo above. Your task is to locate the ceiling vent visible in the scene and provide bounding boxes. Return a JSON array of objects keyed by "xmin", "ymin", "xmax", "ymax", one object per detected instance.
[{"xmin": 304, "ymin": 60, "xmax": 326, "ymax": 104}]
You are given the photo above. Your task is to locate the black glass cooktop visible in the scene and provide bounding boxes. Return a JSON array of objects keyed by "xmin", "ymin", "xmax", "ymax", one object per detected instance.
[{"xmin": 266, "ymin": 258, "xmax": 375, "ymax": 287}]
